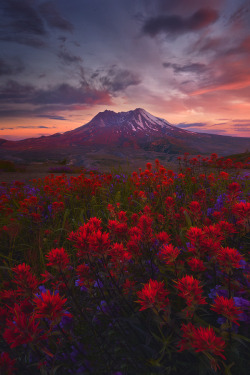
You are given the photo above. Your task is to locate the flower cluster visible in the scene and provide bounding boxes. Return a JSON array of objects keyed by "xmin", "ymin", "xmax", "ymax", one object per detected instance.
[{"xmin": 0, "ymin": 154, "xmax": 249, "ymax": 374}]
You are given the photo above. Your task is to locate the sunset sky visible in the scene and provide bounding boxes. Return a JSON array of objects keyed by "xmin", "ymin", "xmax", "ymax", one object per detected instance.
[{"xmin": 0, "ymin": 0, "xmax": 250, "ymax": 140}]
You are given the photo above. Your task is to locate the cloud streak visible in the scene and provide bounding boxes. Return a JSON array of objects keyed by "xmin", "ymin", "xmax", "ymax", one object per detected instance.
[
  {"xmin": 143, "ymin": 8, "xmax": 219, "ymax": 37},
  {"xmin": 163, "ymin": 62, "xmax": 207, "ymax": 74},
  {"xmin": 38, "ymin": 1, "xmax": 74, "ymax": 32},
  {"xmin": 0, "ymin": 80, "xmax": 112, "ymax": 106}
]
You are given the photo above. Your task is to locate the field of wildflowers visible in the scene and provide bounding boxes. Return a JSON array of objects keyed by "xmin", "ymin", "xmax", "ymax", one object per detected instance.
[{"xmin": 0, "ymin": 153, "xmax": 249, "ymax": 375}]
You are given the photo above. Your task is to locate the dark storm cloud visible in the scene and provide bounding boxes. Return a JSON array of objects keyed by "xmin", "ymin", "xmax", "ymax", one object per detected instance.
[
  {"xmin": 0, "ymin": 108, "xmax": 64, "ymax": 119},
  {"xmin": 0, "ymin": 58, "xmax": 24, "ymax": 76},
  {"xmin": 0, "ymin": 80, "xmax": 35, "ymax": 103},
  {"xmin": 163, "ymin": 62, "xmax": 206, "ymax": 73},
  {"xmin": 142, "ymin": 8, "xmax": 219, "ymax": 37},
  {"xmin": 1, "ymin": 0, "xmax": 46, "ymax": 35},
  {"xmin": 31, "ymin": 83, "xmax": 110, "ymax": 105},
  {"xmin": 0, "ymin": 79, "xmax": 112, "ymax": 119},
  {"xmin": 57, "ymin": 48, "xmax": 83, "ymax": 65},
  {"xmin": 0, "ymin": 80, "xmax": 111, "ymax": 106},
  {"xmin": 99, "ymin": 67, "xmax": 141, "ymax": 93},
  {"xmin": 38, "ymin": 1, "xmax": 74, "ymax": 32},
  {"xmin": 0, "ymin": 0, "xmax": 73, "ymax": 49}
]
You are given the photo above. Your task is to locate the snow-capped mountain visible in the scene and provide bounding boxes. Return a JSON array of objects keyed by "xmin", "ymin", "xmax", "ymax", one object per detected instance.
[
  {"xmin": 0, "ymin": 108, "xmax": 249, "ymax": 160},
  {"xmin": 61, "ymin": 108, "xmax": 193, "ymax": 149}
]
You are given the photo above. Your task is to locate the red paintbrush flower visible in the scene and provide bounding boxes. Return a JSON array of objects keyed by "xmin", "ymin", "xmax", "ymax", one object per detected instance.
[
  {"xmin": 3, "ymin": 308, "xmax": 42, "ymax": 348},
  {"xmin": 88, "ymin": 230, "xmax": 110, "ymax": 256},
  {"xmin": 187, "ymin": 257, "xmax": 206, "ymax": 272},
  {"xmin": 217, "ymin": 247, "xmax": 243, "ymax": 273},
  {"xmin": 109, "ymin": 242, "xmax": 132, "ymax": 264},
  {"xmin": 175, "ymin": 275, "xmax": 206, "ymax": 307},
  {"xmin": 165, "ymin": 196, "xmax": 175, "ymax": 209},
  {"xmin": 189, "ymin": 201, "xmax": 201, "ymax": 215},
  {"xmin": 211, "ymin": 296, "xmax": 243, "ymax": 325},
  {"xmin": 179, "ymin": 323, "xmax": 226, "ymax": 370},
  {"xmin": 34, "ymin": 290, "xmax": 71, "ymax": 323},
  {"xmin": 192, "ymin": 326, "xmax": 226, "ymax": 359},
  {"xmin": 136, "ymin": 279, "xmax": 169, "ymax": 312},
  {"xmin": 232, "ymin": 201, "xmax": 250, "ymax": 218},
  {"xmin": 12, "ymin": 263, "xmax": 39, "ymax": 295},
  {"xmin": 108, "ymin": 220, "xmax": 128, "ymax": 238},
  {"xmin": 156, "ymin": 231, "xmax": 171, "ymax": 244},
  {"xmin": 159, "ymin": 243, "xmax": 180, "ymax": 265},
  {"xmin": 186, "ymin": 227, "xmax": 204, "ymax": 246},
  {"xmin": 46, "ymin": 247, "xmax": 70, "ymax": 270}
]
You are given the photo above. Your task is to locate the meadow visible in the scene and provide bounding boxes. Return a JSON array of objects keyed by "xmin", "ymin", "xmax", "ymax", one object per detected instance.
[{"xmin": 0, "ymin": 153, "xmax": 249, "ymax": 375}]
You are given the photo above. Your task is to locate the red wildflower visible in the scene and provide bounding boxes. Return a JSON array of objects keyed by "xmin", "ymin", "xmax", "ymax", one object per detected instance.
[
  {"xmin": 0, "ymin": 352, "xmax": 16, "ymax": 375},
  {"xmin": 34, "ymin": 290, "xmax": 71, "ymax": 323},
  {"xmin": 232, "ymin": 202, "xmax": 250, "ymax": 218},
  {"xmin": 126, "ymin": 234, "xmax": 142, "ymax": 258},
  {"xmin": 203, "ymin": 224, "xmax": 224, "ymax": 243},
  {"xmin": 210, "ymin": 153, "xmax": 218, "ymax": 160},
  {"xmin": 189, "ymin": 201, "xmax": 201, "ymax": 215},
  {"xmin": 217, "ymin": 247, "xmax": 243, "ymax": 273},
  {"xmin": 165, "ymin": 196, "xmax": 175, "ymax": 208},
  {"xmin": 3, "ymin": 309, "xmax": 42, "ymax": 348},
  {"xmin": 136, "ymin": 279, "xmax": 169, "ymax": 312},
  {"xmin": 46, "ymin": 247, "xmax": 70, "ymax": 269},
  {"xmin": 68, "ymin": 225, "xmax": 90, "ymax": 258},
  {"xmin": 232, "ymin": 202, "xmax": 250, "ymax": 229},
  {"xmin": 227, "ymin": 182, "xmax": 241, "ymax": 193},
  {"xmin": 187, "ymin": 257, "xmax": 206, "ymax": 272},
  {"xmin": 186, "ymin": 227, "xmax": 204, "ymax": 246},
  {"xmin": 88, "ymin": 230, "xmax": 110, "ymax": 256},
  {"xmin": 179, "ymin": 323, "xmax": 226, "ymax": 370},
  {"xmin": 217, "ymin": 221, "xmax": 236, "ymax": 236},
  {"xmin": 118, "ymin": 210, "xmax": 128, "ymax": 222},
  {"xmin": 88, "ymin": 217, "xmax": 102, "ymax": 230},
  {"xmin": 52, "ymin": 201, "xmax": 64, "ymax": 213},
  {"xmin": 159, "ymin": 244, "xmax": 180, "ymax": 265},
  {"xmin": 175, "ymin": 275, "xmax": 206, "ymax": 307},
  {"xmin": 108, "ymin": 220, "xmax": 128, "ymax": 238},
  {"xmin": 109, "ymin": 242, "xmax": 132, "ymax": 264},
  {"xmin": 211, "ymin": 296, "xmax": 243, "ymax": 325},
  {"xmin": 156, "ymin": 231, "xmax": 171, "ymax": 244},
  {"xmin": 12, "ymin": 263, "xmax": 39, "ymax": 295}
]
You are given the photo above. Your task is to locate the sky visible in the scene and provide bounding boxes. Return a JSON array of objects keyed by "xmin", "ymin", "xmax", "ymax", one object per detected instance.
[{"xmin": 0, "ymin": 0, "xmax": 250, "ymax": 140}]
